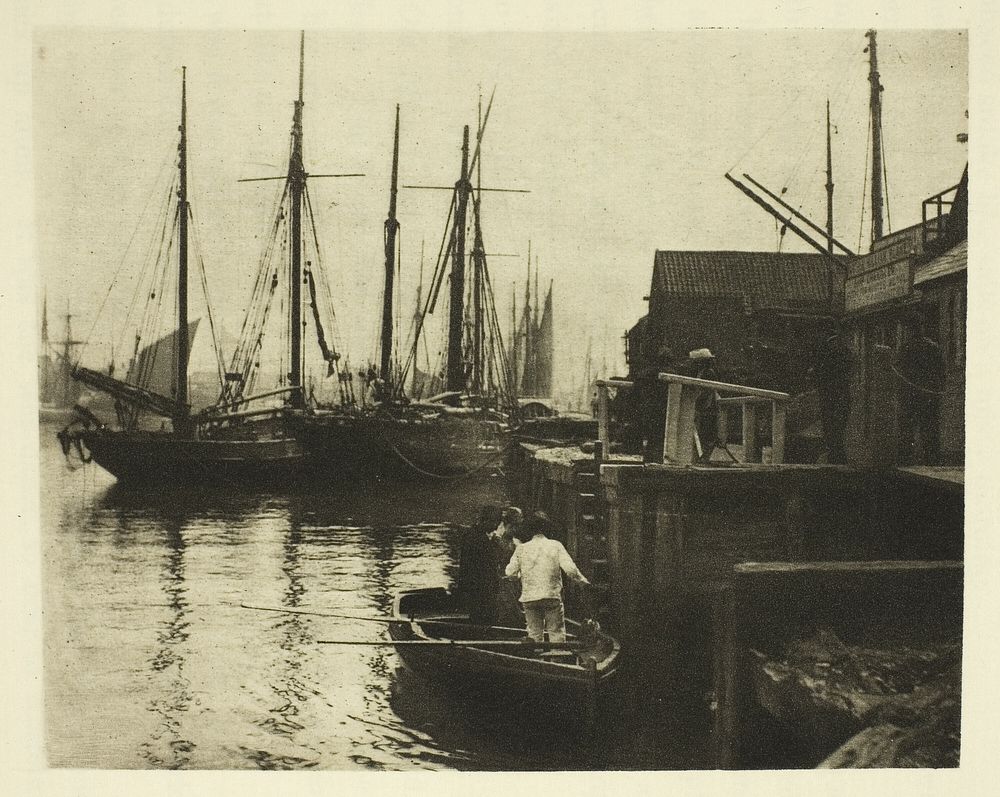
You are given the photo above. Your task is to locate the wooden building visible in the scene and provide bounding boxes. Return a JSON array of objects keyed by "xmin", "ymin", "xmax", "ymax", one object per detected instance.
[
  {"xmin": 843, "ymin": 167, "xmax": 967, "ymax": 466},
  {"xmin": 628, "ymin": 250, "xmax": 840, "ymax": 395}
]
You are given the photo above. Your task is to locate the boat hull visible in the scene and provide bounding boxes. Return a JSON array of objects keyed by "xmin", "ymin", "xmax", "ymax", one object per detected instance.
[
  {"xmin": 388, "ymin": 587, "xmax": 619, "ymax": 709},
  {"xmin": 79, "ymin": 429, "xmax": 309, "ymax": 486},
  {"xmin": 292, "ymin": 411, "xmax": 510, "ymax": 480},
  {"xmin": 39, "ymin": 404, "xmax": 74, "ymax": 424}
]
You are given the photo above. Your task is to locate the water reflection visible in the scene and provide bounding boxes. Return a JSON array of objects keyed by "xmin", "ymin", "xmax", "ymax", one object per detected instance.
[
  {"xmin": 43, "ymin": 427, "xmax": 712, "ymax": 771},
  {"xmin": 140, "ymin": 515, "xmax": 195, "ymax": 768}
]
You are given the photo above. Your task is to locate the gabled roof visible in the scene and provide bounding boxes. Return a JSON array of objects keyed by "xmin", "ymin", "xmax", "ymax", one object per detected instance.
[{"xmin": 652, "ymin": 250, "xmax": 836, "ymax": 305}]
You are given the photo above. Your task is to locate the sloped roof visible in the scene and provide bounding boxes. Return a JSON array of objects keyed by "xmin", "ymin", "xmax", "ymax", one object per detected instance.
[
  {"xmin": 652, "ymin": 250, "xmax": 836, "ymax": 305},
  {"xmin": 914, "ymin": 239, "xmax": 967, "ymax": 286}
]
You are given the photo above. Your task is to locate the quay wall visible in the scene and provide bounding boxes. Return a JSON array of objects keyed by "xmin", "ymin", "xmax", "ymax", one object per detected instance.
[
  {"xmin": 508, "ymin": 443, "xmax": 964, "ymax": 767},
  {"xmin": 509, "ymin": 444, "xmax": 963, "ymax": 640}
]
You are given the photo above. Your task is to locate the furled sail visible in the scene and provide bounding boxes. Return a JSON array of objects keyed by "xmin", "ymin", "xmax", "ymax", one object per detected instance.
[{"xmin": 305, "ymin": 270, "xmax": 340, "ymax": 376}]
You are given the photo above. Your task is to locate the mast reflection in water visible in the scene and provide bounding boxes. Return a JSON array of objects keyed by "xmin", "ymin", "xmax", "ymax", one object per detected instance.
[{"xmin": 41, "ymin": 430, "xmax": 708, "ymax": 770}]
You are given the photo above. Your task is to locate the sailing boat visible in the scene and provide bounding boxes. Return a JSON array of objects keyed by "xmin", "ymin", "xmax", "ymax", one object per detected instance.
[
  {"xmin": 58, "ymin": 67, "xmax": 307, "ymax": 485},
  {"xmin": 510, "ymin": 250, "xmax": 555, "ymax": 415},
  {"xmin": 38, "ymin": 298, "xmax": 85, "ymax": 423},
  {"xmin": 294, "ymin": 103, "xmax": 520, "ymax": 479}
]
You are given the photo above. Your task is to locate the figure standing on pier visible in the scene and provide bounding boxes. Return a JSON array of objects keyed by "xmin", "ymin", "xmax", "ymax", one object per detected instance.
[
  {"xmin": 684, "ymin": 348, "xmax": 721, "ymax": 463},
  {"xmin": 637, "ymin": 343, "xmax": 676, "ymax": 462}
]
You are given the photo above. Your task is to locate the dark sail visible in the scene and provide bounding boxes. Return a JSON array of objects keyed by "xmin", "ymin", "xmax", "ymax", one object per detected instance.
[
  {"xmin": 535, "ymin": 282, "xmax": 554, "ymax": 398},
  {"xmin": 126, "ymin": 319, "xmax": 201, "ymax": 401}
]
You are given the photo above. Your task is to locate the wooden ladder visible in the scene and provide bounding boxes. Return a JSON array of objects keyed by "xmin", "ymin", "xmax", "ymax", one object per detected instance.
[{"xmin": 575, "ymin": 468, "xmax": 612, "ymax": 622}]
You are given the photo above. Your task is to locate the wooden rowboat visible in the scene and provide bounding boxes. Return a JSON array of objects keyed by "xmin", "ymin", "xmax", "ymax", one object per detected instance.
[{"xmin": 388, "ymin": 587, "xmax": 620, "ymax": 715}]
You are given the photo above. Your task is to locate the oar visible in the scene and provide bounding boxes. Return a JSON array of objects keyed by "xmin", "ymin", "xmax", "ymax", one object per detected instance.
[
  {"xmin": 317, "ymin": 638, "xmax": 585, "ymax": 649},
  {"xmin": 239, "ymin": 603, "xmax": 527, "ymax": 634},
  {"xmin": 240, "ymin": 602, "xmax": 393, "ymax": 624}
]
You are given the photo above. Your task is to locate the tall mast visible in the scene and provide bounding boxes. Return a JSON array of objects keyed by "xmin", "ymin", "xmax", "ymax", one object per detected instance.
[
  {"xmin": 534, "ymin": 257, "xmax": 539, "ymax": 329},
  {"xmin": 288, "ymin": 31, "xmax": 306, "ymax": 408},
  {"xmin": 176, "ymin": 66, "xmax": 191, "ymax": 432},
  {"xmin": 472, "ymin": 232, "xmax": 484, "ymax": 393},
  {"xmin": 40, "ymin": 292, "xmax": 50, "ymax": 399},
  {"xmin": 511, "ymin": 282, "xmax": 518, "ymax": 396},
  {"xmin": 445, "ymin": 125, "xmax": 471, "ymax": 392},
  {"xmin": 523, "ymin": 241, "xmax": 532, "ymax": 396},
  {"xmin": 866, "ymin": 29, "xmax": 884, "ymax": 245},
  {"xmin": 380, "ymin": 104, "xmax": 400, "ymax": 386},
  {"xmin": 41, "ymin": 292, "xmax": 49, "ymax": 348},
  {"xmin": 825, "ymin": 99, "xmax": 834, "ymax": 256},
  {"xmin": 471, "ymin": 94, "xmax": 485, "ymax": 394},
  {"xmin": 472, "ymin": 93, "xmax": 486, "ymax": 393},
  {"xmin": 411, "ymin": 239, "xmax": 424, "ymax": 397},
  {"xmin": 62, "ymin": 308, "xmax": 73, "ymax": 406}
]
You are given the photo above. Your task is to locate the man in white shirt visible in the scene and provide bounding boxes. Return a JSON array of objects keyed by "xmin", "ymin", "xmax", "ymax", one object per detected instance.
[{"xmin": 504, "ymin": 513, "xmax": 590, "ymax": 643}]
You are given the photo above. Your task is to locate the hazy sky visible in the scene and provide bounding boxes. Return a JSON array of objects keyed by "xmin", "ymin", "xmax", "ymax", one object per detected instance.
[{"xmin": 33, "ymin": 29, "xmax": 968, "ymax": 399}]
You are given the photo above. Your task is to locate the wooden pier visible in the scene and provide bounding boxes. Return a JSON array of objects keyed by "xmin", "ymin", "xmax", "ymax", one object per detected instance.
[{"xmin": 508, "ymin": 371, "xmax": 964, "ymax": 768}]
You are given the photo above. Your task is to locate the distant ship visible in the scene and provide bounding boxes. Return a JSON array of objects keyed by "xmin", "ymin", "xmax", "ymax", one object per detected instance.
[
  {"xmin": 38, "ymin": 298, "xmax": 85, "ymax": 424},
  {"xmin": 509, "ymin": 246, "xmax": 556, "ymax": 419}
]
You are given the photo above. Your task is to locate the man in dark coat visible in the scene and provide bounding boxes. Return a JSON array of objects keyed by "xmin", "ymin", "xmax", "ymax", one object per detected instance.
[
  {"xmin": 895, "ymin": 311, "xmax": 945, "ymax": 465},
  {"xmin": 637, "ymin": 343, "xmax": 676, "ymax": 463},
  {"xmin": 683, "ymin": 348, "xmax": 720, "ymax": 463},
  {"xmin": 810, "ymin": 324, "xmax": 854, "ymax": 464},
  {"xmin": 456, "ymin": 504, "xmax": 504, "ymax": 625}
]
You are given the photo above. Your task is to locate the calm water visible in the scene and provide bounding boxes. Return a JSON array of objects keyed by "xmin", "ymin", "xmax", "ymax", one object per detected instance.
[{"xmin": 40, "ymin": 423, "xmax": 710, "ymax": 770}]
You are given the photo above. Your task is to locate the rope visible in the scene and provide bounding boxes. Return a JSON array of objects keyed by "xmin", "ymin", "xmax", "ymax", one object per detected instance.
[
  {"xmin": 857, "ymin": 109, "xmax": 872, "ymax": 253},
  {"xmin": 380, "ymin": 431, "xmax": 507, "ymax": 481},
  {"xmin": 891, "ymin": 365, "xmax": 945, "ymax": 396},
  {"xmin": 402, "ymin": 192, "xmax": 456, "ymax": 386},
  {"xmin": 727, "ymin": 31, "xmax": 860, "ymax": 174},
  {"xmin": 189, "ymin": 205, "xmax": 227, "ymax": 392},
  {"xmin": 225, "ymin": 180, "xmax": 289, "ymax": 404},
  {"xmin": 881, "ymin": 113, "xmax": 892, "ymax": 234},
  {"xmin": 81, "ymin": 143, "xmax": 176, "ymax": 358}
]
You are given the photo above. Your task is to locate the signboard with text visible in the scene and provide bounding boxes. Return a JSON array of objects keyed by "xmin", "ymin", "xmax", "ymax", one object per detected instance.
[{"xmin": 845, "ymin": 236, "xmax": 914, "ymax": 313}]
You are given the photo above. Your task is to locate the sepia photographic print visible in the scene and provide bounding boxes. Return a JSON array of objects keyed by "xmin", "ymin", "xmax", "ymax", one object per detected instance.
[{"xmin": 4, "ymin": 1, "xmax": 997, "ymax": 792}]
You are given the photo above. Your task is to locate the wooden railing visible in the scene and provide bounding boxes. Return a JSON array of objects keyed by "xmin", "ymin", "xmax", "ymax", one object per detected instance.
[{"xmin": 595, "ymin": 374, "xmax": 791, "ymax": 465}]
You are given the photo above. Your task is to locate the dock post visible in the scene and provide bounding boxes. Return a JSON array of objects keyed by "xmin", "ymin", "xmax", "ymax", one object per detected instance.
[
  {"xmin": 662, "ymin": 381, "xmax": 685, "ymax": 463},
  {"xmin": 585, "ymin": 656, "xmax": 599, "ymax": 745},
  {"xmin": 712, "ymin": 585, "xmax": 743, "ymax": 768},
  {"xmin": 597, "ymin": 383, "xmax": 610, "ymax": 450},
  {"xmin": 771, "ymin": 400, "xmax": 787, "ymax": 464},
  {"xmin": 742, "ymin": 402, "xmax": 759, "ymax": 463}
]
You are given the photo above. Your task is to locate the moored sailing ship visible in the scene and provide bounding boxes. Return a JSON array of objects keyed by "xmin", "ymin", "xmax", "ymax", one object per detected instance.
[
  {"xmin": 59, "ymin": 65, "xmax": 308, "ymax": 485},
  {"xmin": 293, "ymin": 100, "xmax": 521, "ymax": 479}
]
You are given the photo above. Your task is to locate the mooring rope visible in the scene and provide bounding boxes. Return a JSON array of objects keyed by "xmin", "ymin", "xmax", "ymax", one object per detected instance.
[
  {"xmin": 379, "ymin": 432, "xmax": 507, "ymax": 481},
  {"xmin": 890, "ymin": 365, "xmax": 946, "ymax": 396}
]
